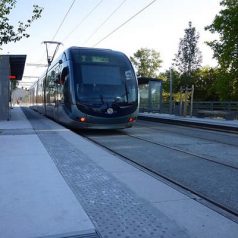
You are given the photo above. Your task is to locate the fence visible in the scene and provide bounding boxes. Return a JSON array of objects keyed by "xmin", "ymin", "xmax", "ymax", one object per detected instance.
[
  {"xmin": 141, "ymin": 101, "xmax": 238, "ymax": 120},
  {"xmin": 192, "ymin": 101, "xmax": 238, "ymax": 120}
]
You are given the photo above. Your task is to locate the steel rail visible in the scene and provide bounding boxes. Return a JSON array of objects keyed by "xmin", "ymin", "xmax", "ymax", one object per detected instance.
[
  {"xmin": 80, "ymin": 132, "xmax": 238, "ymax": 221},
  {"xmin": 122, "ymin": 132, "xmax": 238, "ymax": 171},
  {"xmin": 136, "ymin": 120, "xmax": 238, "ymax": 147}
]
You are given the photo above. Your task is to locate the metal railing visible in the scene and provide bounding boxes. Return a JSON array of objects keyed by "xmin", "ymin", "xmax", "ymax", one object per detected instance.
[
  {"xmin": 193, "ymin": 101, "xmax": 238, "ymax": 112},
  {"xmin": 140, "ymin": 101, "xmax": 238, "ymax": 120}
]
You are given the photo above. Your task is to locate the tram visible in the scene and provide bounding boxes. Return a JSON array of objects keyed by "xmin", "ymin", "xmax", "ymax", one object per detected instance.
[{"xmin": 29, "ymin": 47, "xmax": 139, "ymax": 129}]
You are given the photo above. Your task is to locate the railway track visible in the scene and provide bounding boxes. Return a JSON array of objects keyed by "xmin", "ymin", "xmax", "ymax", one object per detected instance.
[
  {"xmin": 136, "ymin": 120, "xmax": 238, "ymax": 147},
  {"xmin": 79, "ymin": 125, "xmax": 238, "ymax": 222},
  {"xmin": 125, "ymin": 133, "xmax": 238, "ymax": 171}
]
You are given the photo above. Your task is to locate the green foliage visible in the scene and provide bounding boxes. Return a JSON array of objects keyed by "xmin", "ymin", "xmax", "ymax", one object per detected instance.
[
  {"xmin": 159, "ymin": 70, "xmax": 174, "ymax": 102},
  {"xmin": 205, "ymin": 0, "xmax": 238, "ymax": 100},
  {"xmin": 130, "ymin": 48, "xmax": 162, "ymax": 78},
  {"xmin": 0, "ymin": 0, "xmax": 43, "ymax": 47},
  {"xmin": 205, "ymin": 0, "xmax": 238, "ymax": 73},
  {"xmin": 160, "ymin": 67, "xmax": 225, "ymax": 101},
  {"xmin": 159, "ymin": 69, "xmax": 180, "ymax": 92},
  {"xmin": 215, "ymin": 69, "xmax": 238, "ymax": 100},
  {"xmin": 173, "ymin": 21, "xmax": 202, "ymax": 86},
  {"xmin": 193, "ymin": 67, "xmax": 219, "ymax": 100}
]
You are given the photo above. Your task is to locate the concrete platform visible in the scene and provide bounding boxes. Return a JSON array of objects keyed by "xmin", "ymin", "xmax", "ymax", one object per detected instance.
[
  {"xmin": 0, "ymin": 108, "xmax": 97, "ymax": 238},
  {"xmin": 58, "ymin": 115, "xmax": 238, "ymax": 238},
  {"xmin": 139, "ymin": 112, "xmax": 238, "ymax": 132},
  {"xmin": 0, "ymin": 107, "xmax": 238, "ymax": 238}
]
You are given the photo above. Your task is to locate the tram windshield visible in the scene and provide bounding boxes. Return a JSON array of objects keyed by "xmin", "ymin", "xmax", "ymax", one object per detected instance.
[{"xmin": 71, "ymin": 50, "xmax": 138, "ymax": 105}]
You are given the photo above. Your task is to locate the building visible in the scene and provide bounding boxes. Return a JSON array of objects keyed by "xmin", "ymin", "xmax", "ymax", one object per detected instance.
[{"xmin": 0, "ymin": 55, "xmax": 26, "ymax": 120}]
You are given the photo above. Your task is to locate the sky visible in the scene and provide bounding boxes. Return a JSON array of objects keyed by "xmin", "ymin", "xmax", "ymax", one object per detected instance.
[{"xmin": 2, "ymin": 0, "xmax": 221, "ymax": 88}]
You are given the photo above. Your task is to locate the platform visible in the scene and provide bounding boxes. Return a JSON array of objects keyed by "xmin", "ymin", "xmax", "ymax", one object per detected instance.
[
  {"xmin": 0, "ymin": 107, "xmax": 97, "ymax": 238},
  {"xmin": 139, "ymin": 112, "xmax": 238, "ymax": 132},
  {"xmin": 0, "ymin": 107, "xmax": 237, "ymax": 238}
]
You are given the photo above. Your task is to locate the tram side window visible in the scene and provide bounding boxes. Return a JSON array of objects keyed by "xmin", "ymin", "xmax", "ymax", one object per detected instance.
[
  {"xmin": 125, "ymin": 70, "xmax": 137, "ymax": 103},
  {"xmin": 49, "ymin": 70, "xmax": 57, "ymax": 104},
  {"xmin": 63, "ymin": 75, "xmax": 71, "ymax": 107},
  {"xmin": 57, "ymin": 68, "xmax": 68, "ymax": 103},
  {"xmin": 37, "ymin": 79, "xmax": 44, "ymax": 105},
  {"xmin": 57, "ymin": 77, "xmax": 64, "ymax": 103}
]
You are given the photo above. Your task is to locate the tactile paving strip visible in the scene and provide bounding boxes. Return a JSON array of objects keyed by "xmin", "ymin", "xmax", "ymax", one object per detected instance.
[
  {"xmin": 0, "ymin": 128, "xmax": 35, "ymax": 135},
  {"xmin": 24, "ymin": 109, "xmax": 189, "ymax": 238}
]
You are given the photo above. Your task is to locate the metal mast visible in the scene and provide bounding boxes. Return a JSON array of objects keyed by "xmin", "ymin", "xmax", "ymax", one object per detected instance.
[{"xmin": 42, "ymin": 41, "xmax": 63, "ymax": 66}]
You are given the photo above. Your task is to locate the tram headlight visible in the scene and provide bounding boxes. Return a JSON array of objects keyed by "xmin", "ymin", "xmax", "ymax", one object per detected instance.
[{"xmin": 79, "ymin": 117, "xmax": 87, "ymax": 122}]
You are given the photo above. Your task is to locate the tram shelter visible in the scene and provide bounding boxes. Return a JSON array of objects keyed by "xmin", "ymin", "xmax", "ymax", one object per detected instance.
[
  {"xmin": 0, "ymin": 54, "xmax": 26, "ymax": 120},
  {"xmin": 138, "ymin": 77, "xmax": 162, "ymax": 112}
]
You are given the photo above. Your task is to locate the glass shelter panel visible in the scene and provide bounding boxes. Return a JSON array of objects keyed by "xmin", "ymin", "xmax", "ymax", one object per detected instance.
[
  {"xmin": 139, "ymin": 84, "xmax": 149, "ymax": 112},
  {"xmin": 139, "ymin": 79, "xmax": 162, "ymax": 112},
  {"xmin": 149, "ymin": 80, "xmax": 162, "ymax": 112}
]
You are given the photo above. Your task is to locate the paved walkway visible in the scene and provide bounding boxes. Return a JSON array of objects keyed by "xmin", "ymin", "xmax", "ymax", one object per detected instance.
[
  {"xmin": 0, "ymin": 107, "xmax": 237, "ymax": 238},
  {"xmin": 0, "ymin": 107, "xmax": 97, "ymax": 238}
]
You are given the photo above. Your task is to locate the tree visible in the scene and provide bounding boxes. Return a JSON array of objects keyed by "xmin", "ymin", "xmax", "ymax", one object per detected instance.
[
  {"xmin": 158, "ymin": 69, "xmax": 181, "ymax": 103},
  {"xmin": 0, "ymin": 0, "xmax": 43, "ymax": 47},
  {"xmin": 173, "ymin": 21, "xmax": 202, "ymax": 86},
  {"xmin": 193, "ymin": 67, "xmax": 219, "ymax": 101},
  {"xmin": 214, "ymin": 70, "xmax": 236, "ymax": 100},
  {"xmin": 130, "ymin": 48, "xmax": 162, "ymax": 78},
  {"xmin": 205, "ymin": 0, "xmax": 238, "ymax": 99},
  {"xmin": 159, "ymin": 69, "xmax": 180, "ymax": 92}
]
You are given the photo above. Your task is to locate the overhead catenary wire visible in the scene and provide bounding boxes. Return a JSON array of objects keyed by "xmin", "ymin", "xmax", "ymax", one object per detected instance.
[
  {"xmin": 62, "ymin": 0, "xmax": 104, "ymax": 43},
  {"xmin": 23, "ymin": 0, "xmax": 103, "ymax": 88},
  {"xmin": 24, "ymin": 0, "xmax": 157, "ymax": 88},
  {"xmin": 34, "ymin": 0, "xmax": 77, "ymax": 65},
  {"xmin": 25, "ymin": 0, "xmax": 76, "ymax": 79},
  {"xmin": 93, "ymin": 0, "xmax": 158, "ymax": 47},
  {"xmin": 31, "ymin": 1, "xmax": 102, "ymax": 72},
  {"xmin": 82, "ymin": 0, "xmax": 128, "ymax": 46},
  {"xmin": 51, "ymin": 0, "xmax": 78, "ymax": 41}
]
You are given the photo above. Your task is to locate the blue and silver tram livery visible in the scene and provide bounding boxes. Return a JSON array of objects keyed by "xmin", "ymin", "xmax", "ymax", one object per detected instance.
[{"xmin": 30, "ymin": 47, "xmax": 139, "ymax": 129}]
